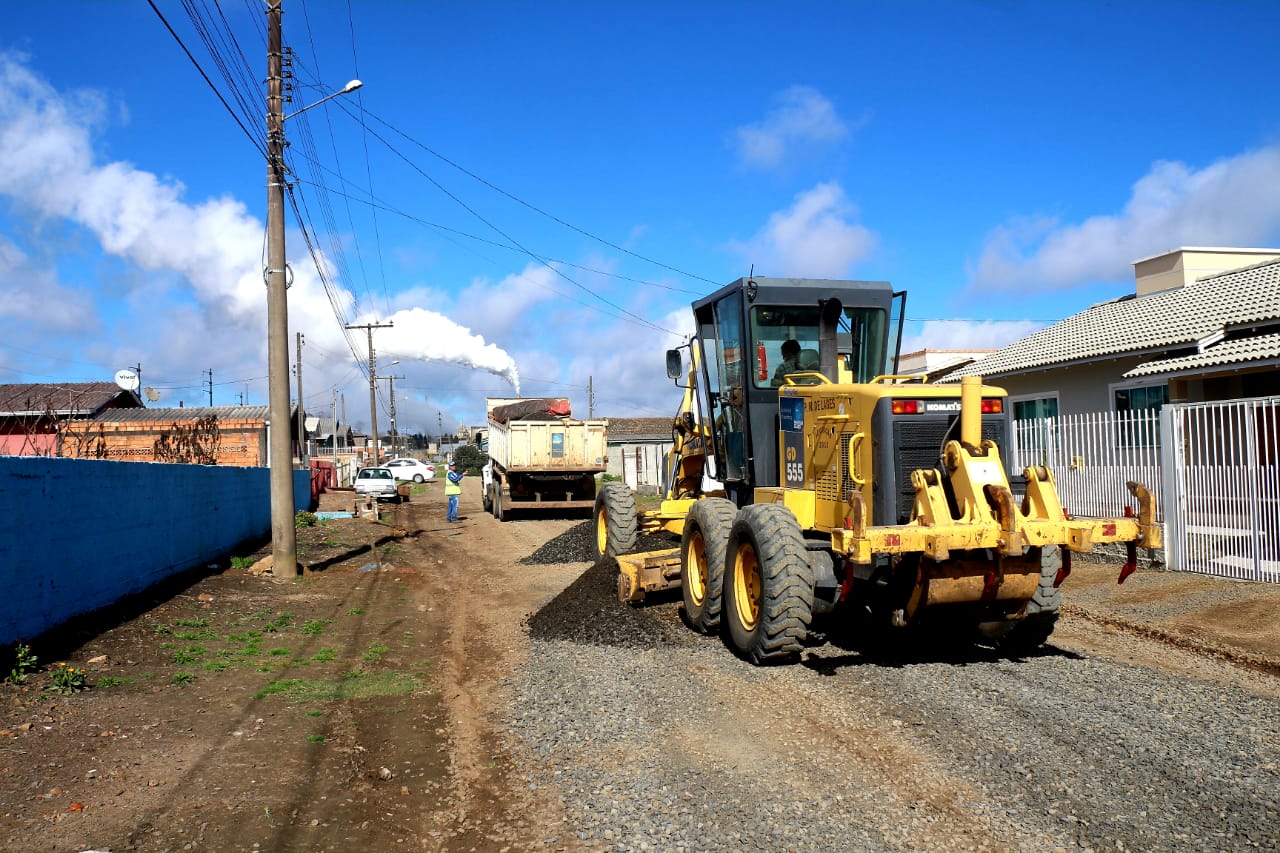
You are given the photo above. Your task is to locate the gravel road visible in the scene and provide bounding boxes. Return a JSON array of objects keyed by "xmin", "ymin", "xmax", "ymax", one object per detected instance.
[{"xmin": 503, "ymin": 524, "xmax": 1280, "ymax": 852}]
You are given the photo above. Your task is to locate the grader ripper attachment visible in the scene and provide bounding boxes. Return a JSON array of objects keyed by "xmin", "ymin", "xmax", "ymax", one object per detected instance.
[{"xmin": 595, "ymin": 276, "xmax": 1161, "ymax": 665}]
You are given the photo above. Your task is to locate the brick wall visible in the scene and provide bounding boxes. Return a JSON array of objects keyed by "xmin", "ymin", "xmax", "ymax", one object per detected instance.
[{"xmin": 60, "ymin": 418, "xmax": 268, "ymax": 466}]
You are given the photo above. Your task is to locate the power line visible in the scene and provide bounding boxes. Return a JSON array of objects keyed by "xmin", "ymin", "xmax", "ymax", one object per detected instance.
[
  {"xmin": 353, "ymin": 105, "xmax": 722, "ymax": 288},
  {"xmin": 146, "ymin": 0, "xmax": 266, "ymax": 158}
]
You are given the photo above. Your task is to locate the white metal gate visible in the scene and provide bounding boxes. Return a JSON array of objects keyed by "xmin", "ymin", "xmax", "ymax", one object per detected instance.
[{"xmin": 1161, "ymin": 397, "xmax": 1280, "ymax": 582}]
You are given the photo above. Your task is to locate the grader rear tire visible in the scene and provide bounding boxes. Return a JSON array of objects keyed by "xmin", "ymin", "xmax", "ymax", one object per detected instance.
[
  {"xmin": 594, "ymin": 483, "xmax": 638, "ymax": 559},
  {"xmin": 998, "ymin": 545, "xmax": 1062, "ymax": 654},
  {"xmin": 723, "ymin": 504, "xmax": 815, "ymax": 664},
  {"xmin": 680, "ymin": 498, "xmax": 736, "ymax": 634}
]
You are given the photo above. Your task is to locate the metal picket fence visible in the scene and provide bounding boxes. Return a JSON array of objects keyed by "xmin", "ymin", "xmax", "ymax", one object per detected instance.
[
  {"xmin": 1012, "ymin": 399, "xmax": 1279, "ymax": 582},
  {"xmin": 1010, "ymin": 410, "xmax": 1163, "ymax": 521}
]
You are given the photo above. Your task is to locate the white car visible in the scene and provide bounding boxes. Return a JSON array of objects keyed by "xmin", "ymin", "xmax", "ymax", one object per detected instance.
[
  {"xmin": 354, "ymin": 467, "xmax": 400, "ymax": 501},
  {"xmin": 384, "ymin": 457, "xmax": 436, "ymax": 483}
]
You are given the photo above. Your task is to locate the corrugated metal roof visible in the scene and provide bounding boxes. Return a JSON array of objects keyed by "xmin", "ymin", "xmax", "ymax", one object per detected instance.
[
  {"xmin": 606, "ymin": 417, "xmax": 673, "ymax": 439},
  {"xmin": 91, "ymin": 406, "xmax": 272, "ymax": 423},
  {"xmin": 1123, "ymin": 331, "xmax": 1280, "ymax": 378},
  {"xmin": 946, "ymin": 258, "xmax": 1280, "ymax": 380}
]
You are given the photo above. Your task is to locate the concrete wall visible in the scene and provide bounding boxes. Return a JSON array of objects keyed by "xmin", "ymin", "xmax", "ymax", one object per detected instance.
[{"xmin": 0, "ymin": 457, "xmax": 310, "ymax": 645}]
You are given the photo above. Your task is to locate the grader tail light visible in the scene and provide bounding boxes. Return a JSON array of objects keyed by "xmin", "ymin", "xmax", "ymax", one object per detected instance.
[{"xmin": 890, "ymin": 398, "xmax": 1003, "ymax": 415}]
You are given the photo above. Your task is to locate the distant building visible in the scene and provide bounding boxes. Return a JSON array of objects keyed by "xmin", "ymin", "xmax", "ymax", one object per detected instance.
[
  {"xmin": 898, "ymin": 349, "xmax": 995, "ymax": 383},
  {"xmin": 0, "ymin": 382, "xmax": 144, "ymax": 456},
  {"xmin": 605, "ymin": 417, "xmax": 673, "ymax": 495},
  {"xmin": 60, "ymin": 405, "xmax": 302, "ymax": 466}
]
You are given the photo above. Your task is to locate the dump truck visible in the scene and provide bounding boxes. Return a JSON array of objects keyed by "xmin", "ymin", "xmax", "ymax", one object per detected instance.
[
  {"xmin": 594, "ymin": 277, "xmax": 1161, "ymax": 664},
  {"xmin": 482, "ymin": 397, "xmax": 608, "ymax": 521}
]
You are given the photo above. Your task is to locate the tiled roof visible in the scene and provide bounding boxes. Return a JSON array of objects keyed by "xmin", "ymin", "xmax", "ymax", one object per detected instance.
[
  {"xmin": 91, "ymin": 406, "xmax": 273, "ymax": 423},
  {"xmin": 0, "ymin": 382, "xmax": 140, "ymax": 416},
  {"xmin": 1123, "ymin": 331, "xmax": 1280, "ymax": 378},
  {"xmin": 945, "ymin": 258, "xmax": 1280, "ymax": 380},
  {"xmin": 606, "ymin": 417, "xmax": 673, "ymax": 440}
]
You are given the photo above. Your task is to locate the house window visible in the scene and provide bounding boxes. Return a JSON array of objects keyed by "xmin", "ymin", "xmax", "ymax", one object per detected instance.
[
  {"xmin": 1012, "ymin": 396, "xmax": 1058, "ymax": 420},
  {"xmin": 1010, "ymin": 394, "xmax": 1059, "ymax": 470},
  {"xmin": 1113, "ymin": 383, "xmax": 1168, "ymax": 414},
  {"xmin": 1112, "ymin": 382, "xmax": 1167, "ymax": 446}
]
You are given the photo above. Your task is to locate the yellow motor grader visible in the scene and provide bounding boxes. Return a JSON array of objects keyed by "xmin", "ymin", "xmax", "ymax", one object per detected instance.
[{"xmin": 593, "ymin": 276, "xmax": 1161, "ymax": 664}]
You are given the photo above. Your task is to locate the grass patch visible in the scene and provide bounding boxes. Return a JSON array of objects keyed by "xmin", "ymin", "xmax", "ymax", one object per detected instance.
[
  {"xmin": 202, "ymin": 661, "xmax": 232, "ymax": 672},
  {"xmin": 311, "ymin": 648, "xmax": 335, "ymax": 663},
  {"xmin": 362, "ymin": 644, "xmax": 390, "ymax": 663},
  {"xmin": 174, "ymin": 617, "xmax": 208, "ymax": 629},
  {"xmin": 253, "ymin": 670, "xmax": 420, "ymax": 702},
  {"xmin": 269, "ymin": 647, "xmax": 291, "ymax": 657},
  {"xmin": 96, "ymin": 676, "xmax": 129, "ymax": 688},
  {"xmin": 346, "ymin": 608, "xmax": 364, "ymax": 616},
  {"xmin": 300, "ymin": 619, "xmax": 330, "ymax": 636},
  {"xmin": 306, "ymin": 709, "xmax": 324, "ymax": 717},
  {"xmin": 307, "ymin": 734, "xmax": 325, "ymax": 743},
  {"xmin": 170, "ymin": 672, "xmax": 195, "ymax": 686},
  {"xmin": 175, "ymin": 629, "xmax": 217, "ymax": 641},
  {"xmin": 173, "ymin": 646, "xmax": 206, "ymax": 665}
]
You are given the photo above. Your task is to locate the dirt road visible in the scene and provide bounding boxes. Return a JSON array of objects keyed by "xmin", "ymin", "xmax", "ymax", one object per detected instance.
[{"xmin": 1, "ymin": 478, "xmax": 1278, "ymax": 851}]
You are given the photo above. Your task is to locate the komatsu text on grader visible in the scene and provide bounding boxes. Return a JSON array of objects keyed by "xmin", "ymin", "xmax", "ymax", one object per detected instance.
[{"xmin": 594, "ymin": 277, "xmax": 1161, "ymax": 664}]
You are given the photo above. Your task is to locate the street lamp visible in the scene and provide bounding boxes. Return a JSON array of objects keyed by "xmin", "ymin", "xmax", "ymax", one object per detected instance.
[{"xmin": 265, "ymin": 1, "xmax": 363, "ymax": 580}]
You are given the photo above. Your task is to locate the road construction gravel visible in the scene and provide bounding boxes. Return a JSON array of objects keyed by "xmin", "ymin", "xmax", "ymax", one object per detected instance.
[{"xmin": 504, "ymin": 556, "xmax": 1280, "ymax": 852}]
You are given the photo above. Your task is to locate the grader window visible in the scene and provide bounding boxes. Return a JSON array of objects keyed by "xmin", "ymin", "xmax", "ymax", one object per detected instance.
[{"xmin": 749, "ymin": 305, "xmax": 888, "ymax": 388}]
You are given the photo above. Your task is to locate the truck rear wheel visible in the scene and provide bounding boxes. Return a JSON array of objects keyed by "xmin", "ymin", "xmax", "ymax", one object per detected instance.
[
  {"xmin": 680, "ymin": 498, "xmax": 736, "ymax": 633},
  {"xmin": 723, "ymin": 505, "xmax": 815, "ymax": 664},
  {"xmin": 493, "ymin": 483, "xmax": 505, "ymax": 522},
  {"xmin": 594, "ymin": 483, "xmax": 637, "ymax": 559},
  {"xmin": 998, "ymin": 545, "xmax": 1062, "ymax": 654}
]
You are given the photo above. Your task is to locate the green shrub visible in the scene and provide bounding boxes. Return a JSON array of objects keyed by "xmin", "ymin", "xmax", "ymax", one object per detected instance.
[
  {"xmin": 295, "ymin": 510, "xmax": 318, "ymax": 528},
  {"xmin": 51, "ymin": 663, "xmax": 87, "ymax": 694}
]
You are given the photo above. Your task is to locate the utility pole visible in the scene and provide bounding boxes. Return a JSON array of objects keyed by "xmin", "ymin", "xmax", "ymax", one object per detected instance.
[
  {"xmin": 588, "ymin": 375, "xmax": 594, "ymax": 418},
  {"xmin": 206, "ymin": 369, "xmax": 214, "ymax": 407},
  {"xmin": 331, "ymin": 389, "xmax": 338, "ymax": 457},
  {"xmin": 294, "ymin": 332, "xmax": 306, "ymax": 463},
  {"xmin": 378, "ymin": 373, "xmax": 405, "ymax": 457},
  {"xmin": 345, "ymin": 321, "xmax": 393, "ymax": 464},
  {"xmin": 265, "ymin": 0, "xmax": 296, "ymax": 579}
]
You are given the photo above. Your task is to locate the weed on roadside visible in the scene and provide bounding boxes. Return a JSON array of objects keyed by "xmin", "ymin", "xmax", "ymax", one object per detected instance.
[
  {"xmin": 50, "ymin": 663, "xmax": 87, "ymax": 694},
  {"xmin": 301, "ymin": 619, "xmax": 331, "ymax": 636},
  {"xmin": 306, "ymin": 734, "xmax": 325, "ymax": 743},
  {"xmin": 7, "ymin": 642, "xmax": 37, "ymax": 684},
  {"xmin": 96, "ymin": 676, "xmax": 130, "ymax": 688},
  {"xmin": 170, "ymin": 672, "xmax": 195, "ymax": 686},
  {"xmin": 173, "ymin": 647, "xmax": 206, "ymax": 665},
  {"xmin": 362, "ymin": 644, "xmax": 390, "ymax": 663},
  {"xmin": 346, "ymin": 608, "xmax": 364, "ymax": 616},
  {"xmin": 311, "ymin": 648, "xmax": 335, "ymax": 663},
  {"xmin": 230, "ymin": 555, "xmax": 255, "ymax": 570}
]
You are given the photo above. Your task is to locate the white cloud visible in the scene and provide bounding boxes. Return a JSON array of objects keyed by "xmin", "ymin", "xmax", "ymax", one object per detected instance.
[
  {"xmin": 971, "ymin": 145, "xmax": 1280, "ymax": 290},
  {"xmin": 734, "ymin": 86, "xmax": 850, "ymax": 170},
  {"xmin": 0, "ymin": 52, "xmax": 521, "ymax": 419},
  {"xmin": 901, "ymin": 319, "xmax": 1043, "ymax": 354},
  {"xmin": 728, "ymin": 182, "xmax": 876, "ymax": 277}
]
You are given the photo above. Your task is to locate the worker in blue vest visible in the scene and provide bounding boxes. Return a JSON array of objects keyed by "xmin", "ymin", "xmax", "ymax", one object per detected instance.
[{"xmin": 445, "ymin": 461, "xmax": 464, "ymax": 523}]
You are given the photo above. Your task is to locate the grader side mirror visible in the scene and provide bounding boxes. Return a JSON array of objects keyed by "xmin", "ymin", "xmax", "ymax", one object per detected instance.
[{"xmin": 666, "ymin": 349, "xmax": 682, "ymax": 380}]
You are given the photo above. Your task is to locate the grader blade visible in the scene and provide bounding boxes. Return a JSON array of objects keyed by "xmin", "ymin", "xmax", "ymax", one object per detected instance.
[{"xmin": 615, "ymin": 548, "xmax": 682, "ymax": 604}]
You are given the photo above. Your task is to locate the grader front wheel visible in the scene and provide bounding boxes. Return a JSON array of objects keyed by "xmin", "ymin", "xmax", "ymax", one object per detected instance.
[
  {"xmin": 723, "ymin": 505, "xmax": 815, "ymax": 664},
  {"xmin": 680, "ymin": 498, "xmax": 736, "ymax": 633},
  {"xmin": 594, "ymin": 483, "xmax": 638, "ymax": 559}
]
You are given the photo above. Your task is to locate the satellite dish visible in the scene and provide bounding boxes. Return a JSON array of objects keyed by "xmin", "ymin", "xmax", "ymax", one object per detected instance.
[
  {"xmin": 144, "ymin": 386, "xmax": 160, "ymax": 402},
  {"xmin": 114, "ymin": 369, "xmax": 140, "ymax": 392}
]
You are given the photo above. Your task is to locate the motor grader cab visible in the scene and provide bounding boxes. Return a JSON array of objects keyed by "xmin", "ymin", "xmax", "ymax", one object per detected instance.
[{"xmin": 593, "ymin": 276, "xmax": 1161, "ymax": 664}]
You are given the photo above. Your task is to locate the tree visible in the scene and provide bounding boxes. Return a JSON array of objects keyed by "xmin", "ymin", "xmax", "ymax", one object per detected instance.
[{"xmin": 452, "ymin": 443, "xmax": 487, "ymax": 475}]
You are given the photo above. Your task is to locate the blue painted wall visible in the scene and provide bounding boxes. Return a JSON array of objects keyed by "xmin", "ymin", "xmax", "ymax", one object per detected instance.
[{"xmin": 0, "ymin": 457, "xmax": 310, "ymax": 645}]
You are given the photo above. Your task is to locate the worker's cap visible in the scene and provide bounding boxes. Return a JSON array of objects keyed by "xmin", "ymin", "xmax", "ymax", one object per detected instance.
[{"xmin": 447, "ymin": 461, "xmax": 455, "ymax": 467}]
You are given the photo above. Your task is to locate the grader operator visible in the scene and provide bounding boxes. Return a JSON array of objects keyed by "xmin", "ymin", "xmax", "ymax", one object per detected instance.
[{"xmin": 594, "ymin": 276, "xmax": 1161, "ymax": 664}]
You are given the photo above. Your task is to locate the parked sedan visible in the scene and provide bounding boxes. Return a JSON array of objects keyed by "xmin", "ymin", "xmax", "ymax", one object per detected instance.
[
  {"xmin": 384, "ymin": 457, "xmax": 436, "ymax": 482},
  {"xmin": 353, "ymin": 466, "xmax": 400, "ymax": 502}
]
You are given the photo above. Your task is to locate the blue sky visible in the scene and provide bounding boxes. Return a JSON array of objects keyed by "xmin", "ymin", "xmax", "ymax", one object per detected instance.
[{"xmin": 2, "ymin": 1, "xmax": 1278, "ymax": 436}]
